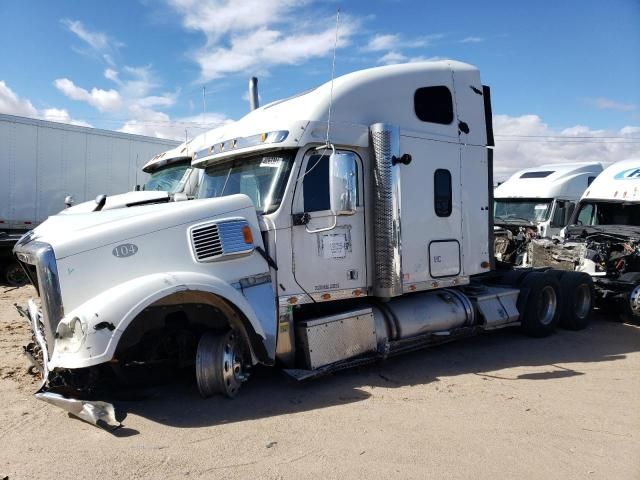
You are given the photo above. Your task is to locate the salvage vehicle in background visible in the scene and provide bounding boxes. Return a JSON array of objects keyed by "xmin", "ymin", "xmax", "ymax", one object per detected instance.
[
  {"xmin": 493, "ymin": 162, "xmax": 602, "ymax": 267},
  {"xmin": 0, "ymin": 113, "xmax": 178, "ymax": 285},
  {"xmin": 528, "ymin": 159, "xmax": 640, "ymax": 324},
  {"xmin": 14, "ymin": 61, "xmax": 595, "ymax": 430}
]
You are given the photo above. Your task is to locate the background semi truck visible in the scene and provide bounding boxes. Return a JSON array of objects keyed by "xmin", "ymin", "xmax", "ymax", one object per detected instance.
[
  {"xmin": 14, "ymin": 61, "xmax": 595, "ymax": 429},
  {"xmin": 528, "ymin": 159, "xmax": 640, "ymax": 323},
  {"xmin": 493, "ymin": 162, "xmax": 603, "ymax": 267},
  {"xmin": 0, "ymin": 113, "xmax": 179, "ymax": 284},
  {"xmin": 61, "ymin": 132, "xmax": 211, "ymax": 215}
]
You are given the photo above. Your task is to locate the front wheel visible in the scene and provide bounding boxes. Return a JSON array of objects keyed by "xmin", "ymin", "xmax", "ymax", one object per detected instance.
[
  {"xmin": 3, "ymin": 260, "xmax": 28, "ymax": 287},
  {"xmin": 196, "ymin": 330, "xmax": 249, "ymax": 398}
]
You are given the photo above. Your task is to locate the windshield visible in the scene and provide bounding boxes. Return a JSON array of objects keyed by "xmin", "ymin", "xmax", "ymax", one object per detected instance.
[
  {"xmin": 494, "ymin": 199, "xmax": 553, "ymax": 223},
  {"xmin": 574, "ymin": 201, "xmax": 640, "ymax": 226},
  {"xmin": 197, "ymin": 150, "xmax": 295, "ymax": 214},
  {"xmin": 143, "ymin": 162, "xmax": 191, "ymax": 193}
]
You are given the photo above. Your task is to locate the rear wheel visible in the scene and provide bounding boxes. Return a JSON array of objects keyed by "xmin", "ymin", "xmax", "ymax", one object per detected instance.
[
  {"xmin": 553, "ymin": 271, "xmax": 594, "ymax": 330},
  {"xmin": 518, "ymin": 272, "xmax": 561, "ymax": 337},
  {"xmin": 196, "ymin": 330, "xmax": 249, "ymax": 398}
]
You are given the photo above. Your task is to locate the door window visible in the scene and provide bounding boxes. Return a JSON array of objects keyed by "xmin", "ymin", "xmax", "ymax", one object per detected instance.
[{"xmin": 303, "ymin": 153, "xmax": 359, "ymax": 212}]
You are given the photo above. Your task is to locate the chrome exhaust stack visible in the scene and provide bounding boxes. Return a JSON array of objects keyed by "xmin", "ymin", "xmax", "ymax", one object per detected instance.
[{"xmin": 249, "ymin": 77, "xmax": 259, "ymax": 111}]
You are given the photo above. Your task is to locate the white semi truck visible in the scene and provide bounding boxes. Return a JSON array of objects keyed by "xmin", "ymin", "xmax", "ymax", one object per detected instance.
[
  {"xmin": 528, "ymin": 159, "xmax": 640, "ymax": 323},
  {"xmin": 0, "ymin": 113, "xmax": 179, "ymax": 285},
  {"xmin": 61, "ymin": 133, "xmax": 208, "ymax": 215},
  {"xmin": 14, "ymin": 61, "xmax": 595, "ymax": 430},
  {"xmin": 493, "ymin": 162, "xmax": 603, "ymax": 266}
]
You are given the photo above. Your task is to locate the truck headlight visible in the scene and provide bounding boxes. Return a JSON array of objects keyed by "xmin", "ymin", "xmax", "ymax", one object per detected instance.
[{"xmin": 56, "ymin": 316, "xmax": 87, "ymax": 353}]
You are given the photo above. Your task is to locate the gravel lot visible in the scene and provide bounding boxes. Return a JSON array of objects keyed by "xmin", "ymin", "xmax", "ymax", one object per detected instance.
[{"xmin": 0, "ymin": 285, "xmax": 639, "ymax": 480}]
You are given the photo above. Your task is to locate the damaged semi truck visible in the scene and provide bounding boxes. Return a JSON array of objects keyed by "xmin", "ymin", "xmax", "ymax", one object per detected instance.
[
  {"xmin": 14, "ymin": 61, "xmax": 596, "ymax": 429},
  {"xmin": 528, "ymin": 159, "xmax": 640, "ymax": 324},
  {"xmin": 493, "ymin": 162, "xmax": 603, "ymax": 267}
]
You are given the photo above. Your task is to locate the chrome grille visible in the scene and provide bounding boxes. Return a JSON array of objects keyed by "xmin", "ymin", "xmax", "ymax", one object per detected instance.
[
  {"xmin": 192, "ymin": 224, "xmax": 223, "ymax": 261},
  {"xmin": 190, "ymin": 219, "xmax": 254, "ymax": 262}
]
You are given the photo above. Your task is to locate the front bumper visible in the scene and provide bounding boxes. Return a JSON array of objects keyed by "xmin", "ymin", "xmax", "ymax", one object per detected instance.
[{"xmin": 19, "ymin": 300, "xmax": 121, "ymax": 431}]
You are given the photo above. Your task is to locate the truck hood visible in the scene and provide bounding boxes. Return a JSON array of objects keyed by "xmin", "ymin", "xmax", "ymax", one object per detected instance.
[
  {"xmin": 25, "ymin": 195, "xmax": 256, "ymax": 260},
  {"xmin": 61, "ymin": 191, "xmax": 170, "ymax": 214}
]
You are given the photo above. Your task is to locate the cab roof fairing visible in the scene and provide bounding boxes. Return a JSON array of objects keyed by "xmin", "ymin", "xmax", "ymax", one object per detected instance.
[
  {"xmin": 192, "ymin": 60, "xmax": 483, "ymax": 168},
  {"xmin": 141, "ymin": 128, "xmax": 220, "ymax": 173},
  {"xmin": 582, "ymin": 158, "xmax": 640, "ymax": 202},
  {"xmin": 495, "ymin": 162, "xmax": 603, "ymax": 200}
]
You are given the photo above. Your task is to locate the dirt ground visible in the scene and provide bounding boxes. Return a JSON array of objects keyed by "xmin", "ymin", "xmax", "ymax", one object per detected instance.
[{"xmin": 0, "ymin": 285, "xmax": 638, "ymax": 480}]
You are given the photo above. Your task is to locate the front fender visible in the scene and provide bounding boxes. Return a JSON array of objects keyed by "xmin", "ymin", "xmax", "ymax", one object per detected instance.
[{"xmin": 48, "ymin": 271, "xmax": 276, "ymax": 370}]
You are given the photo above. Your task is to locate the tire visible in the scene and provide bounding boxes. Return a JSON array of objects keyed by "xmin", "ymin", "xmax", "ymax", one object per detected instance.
[
  {"xmin": 553, "ymin": 271, "xmax": 594, "ymax": 330},
  {"xmin": 497, "ymin": 269, "xmax": 532, "ymax": 287},
  {"xmin": 618, "ymin": 273, "xmax": 640, "ymax": 325},
  {"xmin": 3, "ymin": 260, "xmax": 28, "ymax": 287},
  {"xmin": 518, "ymin": 272, "xmax": 561, "ymax": 337},
  {"xmin": 195, "ymin": 330, "xmax": 248, "ymax": 398}
]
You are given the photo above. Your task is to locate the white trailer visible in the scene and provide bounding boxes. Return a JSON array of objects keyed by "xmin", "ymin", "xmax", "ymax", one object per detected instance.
[
  {"xmin": 0, "ymin": 113, "xmax": 178, "ymax": 284},
  {"xmin": 493, "ymin": 162, "xmax": 603, "ymax": 266},
  {"xmin": 528, "ymin": 159, "xmax": 640, "ymax": 322},
  {"xmin": 14, "ymin": 61, "xmax": 595, "ymax": 430}
]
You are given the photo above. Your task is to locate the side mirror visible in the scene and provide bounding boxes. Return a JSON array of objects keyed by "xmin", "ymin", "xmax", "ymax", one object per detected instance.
[
  {"xmin": 173, "ymin": 192, "xmax": 188, "ymax": 202},
  {"xmin": 64, "ymin": 195, "xmax": 75, "ymax": 208},
  {"xmin": 329, "ymin": 152, "xmax": 357, "ymax": 216}
]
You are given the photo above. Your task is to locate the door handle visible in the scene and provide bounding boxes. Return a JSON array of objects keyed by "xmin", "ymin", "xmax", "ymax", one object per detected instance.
[{"xmin": 391, "ymin": 153, "xmax": 412, "ymax": 166}]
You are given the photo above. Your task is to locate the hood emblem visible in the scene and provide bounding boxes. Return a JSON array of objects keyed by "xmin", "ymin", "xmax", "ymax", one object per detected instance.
[{"xmin": 112, "ymin": 244, "xmax": 138, "ymax": 258}]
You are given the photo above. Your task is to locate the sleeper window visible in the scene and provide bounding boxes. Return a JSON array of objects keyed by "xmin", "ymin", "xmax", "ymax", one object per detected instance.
[
  {"xmin": 414, "ymin": 86, "xmax": 454, "ymax": 124},
  {"xmin": 434, "ymin": 169, "xmax": 452, "ymax": 217}
]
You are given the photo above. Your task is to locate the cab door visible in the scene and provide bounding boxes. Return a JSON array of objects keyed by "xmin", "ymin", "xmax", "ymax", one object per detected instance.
[
  {"xmin": 290, "ymin": 150, "xmax": 367, "ymax": 299},
  {"xmin": 398, "ymin": 135, "xmax": 463, "ymax": 288}
]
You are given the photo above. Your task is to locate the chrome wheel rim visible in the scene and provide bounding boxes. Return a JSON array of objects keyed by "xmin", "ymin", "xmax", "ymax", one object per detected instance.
[
  {"xmin": 538, "ymin": 285, "xmax": 557, "ymax": 326},
  {"xmin": 629, "ymin": 285, "xmax": 640, "ymax": 317},
  {"xmin": 221, "ymin": 332, "xmax": 245, "ymax": 397},
  {"xmin": 574, "ymin": 283, "xmax": 591, "ymax": 320}
]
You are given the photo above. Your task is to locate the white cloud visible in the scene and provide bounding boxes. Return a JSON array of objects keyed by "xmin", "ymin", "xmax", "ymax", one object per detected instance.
[
  {"xmin": 0, "ymin": 80, "xmax": 38, "ymax": 117},
  {"xmin": 119, "ymin": 111, "xmax": 230, "ymax": 140},
  {"xmin": 167, "ymin": 0, "xmax": 359, "ymax": 81},
  {"xmin": 40, "ymin": 108, "xmax": 93, "ymax": 127},
  {"xmin": 493, "ymin": 114, "xmax": 640, "ymax": 181},
  {"xmin": 365, "ymin": 33, "xmax": 442, "ymax": 52},
  {"xmin": 377, "ymin": 52, "xmax": 442, "ymax": 65},
  {"xmin": 366, "ymin": 34, "xmax": 400, "ymax": 52},
  {"xmin": 584, "ymin": 97, "xmax": 637, "ymax": 112},
  {"xmin": 61, "ymin": 19, "xmax": 110, "ymax": 50},
  {"xmin": 378, "ymin": 51, "xmax": 408, "ymax": 65},
  {"xmin": 54, "ymin": 78, "xmax": 123, "ymax": 112},
  {"xmin": 104, "ymin": 68, "xmax": 120, "ymax": 83},
  {"xmin": 460, "ymin": 36, "xmax": 484, "ymax": 43},
  {"xmin": 0, "ymin": 80, "xmax": 91, "ymax": 126}
]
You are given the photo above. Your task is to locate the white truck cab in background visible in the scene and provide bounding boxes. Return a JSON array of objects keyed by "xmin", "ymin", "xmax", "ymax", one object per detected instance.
[
  {"xmin": 62, "ymin": 134, "xmax": 208, "ymax": 215},
  {"xmin": 493, "ymin": 162, "xmax": 603, "ymax": 266},
  {"xmin": 14, "ymin": 61, "xmax": 596, "ymax": 430}
]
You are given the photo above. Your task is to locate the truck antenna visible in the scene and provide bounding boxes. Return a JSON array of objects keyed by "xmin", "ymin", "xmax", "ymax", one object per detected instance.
[{"xmin": 325, "ymin": 7, "xmax": 340, "ymax": 149}]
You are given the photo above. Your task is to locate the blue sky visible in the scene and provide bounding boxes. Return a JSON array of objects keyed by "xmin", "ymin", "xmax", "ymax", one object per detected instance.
[{"xmin": 0, "ymin": 0, "xmax": 638, "ymax": 177}]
